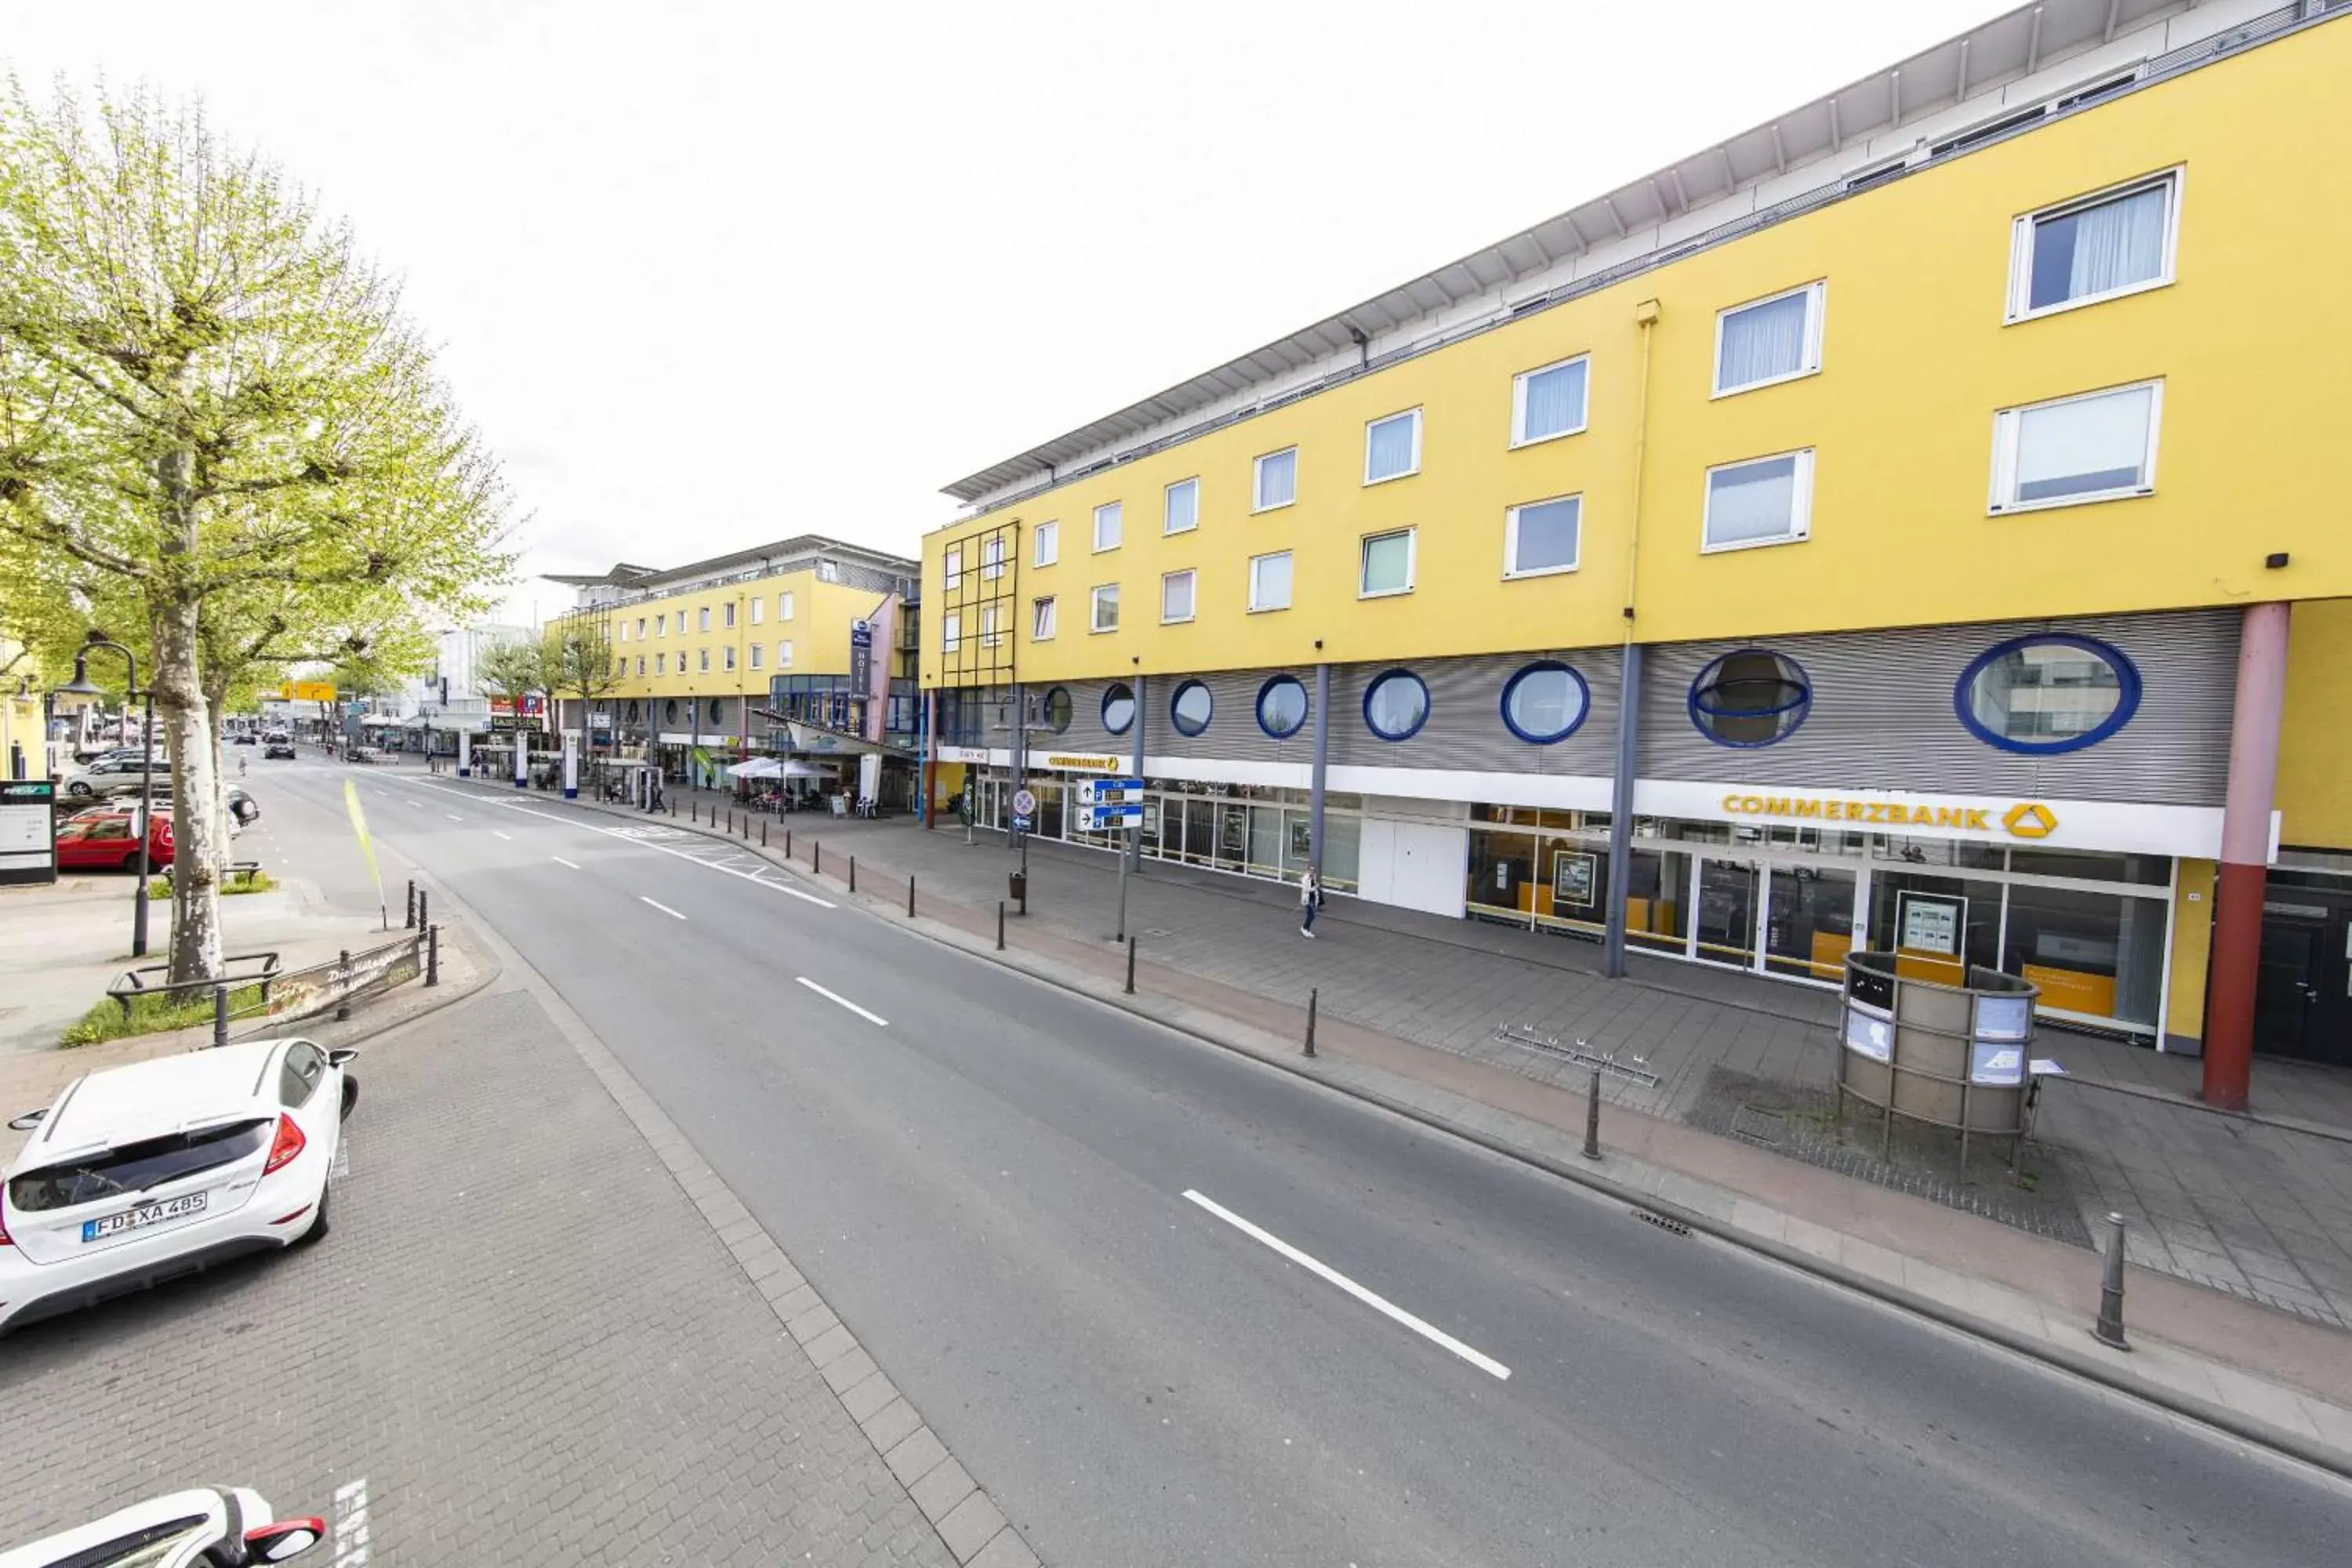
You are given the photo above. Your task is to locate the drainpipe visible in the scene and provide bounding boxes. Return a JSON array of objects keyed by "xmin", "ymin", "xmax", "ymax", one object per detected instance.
[
  {"xmin": 1603, "ymin": 299, "xmax": 1663, "ymax": 980},
  {"xmin": 2203, "ymin": 601, "xmax": 2292, "ymax": 1110},
  {"xmin": 1309, "ymin": 654, "xmax": 1331, "ymax": 881}
]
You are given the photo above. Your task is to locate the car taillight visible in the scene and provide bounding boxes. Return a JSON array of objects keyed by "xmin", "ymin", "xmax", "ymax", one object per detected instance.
[{"xmin": 263, "ymin": 1115, "xmax": 307, "ymax": 1174}]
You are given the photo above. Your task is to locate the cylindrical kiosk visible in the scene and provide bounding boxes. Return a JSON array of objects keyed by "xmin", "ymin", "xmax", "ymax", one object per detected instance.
[{"xmin": 1837, "ymin": 952, "xmax": 2038, "ymax": 1174}]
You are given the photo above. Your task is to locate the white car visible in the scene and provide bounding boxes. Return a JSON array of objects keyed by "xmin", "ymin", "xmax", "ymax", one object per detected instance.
[
  {"xmin": 0, "ymin": 1038, "xmax": 357, "ymax": 1334},
  {"xmin": 0, "ymin": 1485, "xmax": 323, "ymax": 1566}
]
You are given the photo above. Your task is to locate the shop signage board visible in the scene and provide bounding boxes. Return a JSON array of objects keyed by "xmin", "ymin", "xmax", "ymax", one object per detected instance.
[
  {"xmin": 1896, "ymin": 891, "xmax": 1965, "ymax": 957},
  {"xmin": 1552, "ymin": 850, "xmax": 1598, "ymax": 909},
  {"xmin": 0, "ymin": 779, "xmax": 57, "ymax": 885},
  {"xmin": 1041, "ymin": 753, "xmax": 1121, "ymax": 774},
  {"xmin": 849, "ymin": 619, "xmax": 873, "ymax": 691}
]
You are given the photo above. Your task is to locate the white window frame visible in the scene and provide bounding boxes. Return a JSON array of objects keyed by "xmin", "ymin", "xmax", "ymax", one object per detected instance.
[
  {"xmin": 942, "ymin": 612, "xmax": 962, "ymax": 654},
  {"xmin": 1358, "ymin": 528, "xmax": 1417, "ymax": 599},
  {"xmin": 636, "ymin": 655, "xmax": 646, "ymax": 676},
  {"xmin": 1711, "ymin": 280, "xmax": 1827, "ymax": 397},
  {"xmin": 675, "ymin": 612, "xmax": 685, "ymax": 634},
  {"xmin": 1163, "ymin": 477, "xmax": 1200, "ymax": 535},
  {"xmin": 943, "ymin": 546, "xmax": 964, "ymax": 590},
  {"xmin": 699, "ymin": 607, "xmax": 711, "ymax": 632},
  {"xmin": 749, "ymin": 642, "xmax": 763, "ymax": 669},
  {"xmin": 1247, "ymin": 550, "xmax": 1293, "ymax": 613},
  {"xmin": 698, "ymin": 648, "xmax": 710, "ymax": 672},
  {"xmin": 1700, "ymin": 448, "xmax": 1815, "ymax": 554},
  {"xmin": 654, "ymin": 616, "xmax": 665, "ymax": 637},
  {"xmin": 1988, "ymin": 379, "xmax": 2163, "ymax": 515},
  {"xmin": 723, "ymin": 602, "xmax": 735, "ymax": 628},
  {"xmin": 1090, "ymin": 583, "xmax": 1120, "ymax": 633},
  {"xmin": 722, "ymin": 645, "xmax": 736, "ymax": 671},
  {"xmin": 980, "ymin": 604, "xmax": 1004, "ymax": 648},
  {"xmin": 1160, "ymin": 568, "xmax": 1196, "ymax": 624},
  {"xmin": 635, "ymin": 617, "xmax": 646, "ymax": 639},
  {"xmin": 1503, "ymin": 492, "xmax": 1584, "ymax": 580},
  {"xmin": 1510, "ymin": 354, "xmax": 1590, "ymax": 448},
  {"xmin": 1093, "ymin": 501, "xmax": 1123, "ymax": 553},
  {"xmin": 1031, "ymin": 596, "xmax": 1057, "ymax": 641},
  {"xmin": 779, "ymin": 591, "xmax": 794, "ymax": 621},
  {"xmin": 619, "ymin": 621, "xmax": 631, "ymax": 642},
  {"xmin": 1253, "ymin": 447, "xmax": 1298, "ymax": 514},
  {"xmin": 778, "ymin": 640, "xmax": 793, "ymax": 668},
  {"xmin": 655, "ymin": 653, "xmax": 666, "ymax": 674},
  {"xmin": 981, "ymin": 535, "xmax": 1006, "ymax": 581},
  {"xmin": 1363, "ymin": 408, "xmax": 1422, "ymax": 485},
  {"xmin": 1034, "ymin": 521, "xmax": 1058, "ymax": 567},
  {"xmin": 2005, "ymin": 167, "xmax": 2183, "ymax": 325},
  {"xmin": 750, "ymin": 597, "xmax": 763, "ymax": 625}
]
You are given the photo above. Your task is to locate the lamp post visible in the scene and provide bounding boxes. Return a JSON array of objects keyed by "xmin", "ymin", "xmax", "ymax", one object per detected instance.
[{"xmin": 53, "ymin": 633, "xmax": 155, "ymax": 958}]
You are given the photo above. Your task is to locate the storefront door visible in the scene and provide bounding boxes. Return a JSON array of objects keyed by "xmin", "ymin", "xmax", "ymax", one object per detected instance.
[
  {"xmin": 1693, "ymin": 858, "xmax": 1761, "ymax": 969},
  {"xmin": 2256, "ymin": 898, "xmax": 2352, "ymax": 1067},
  {"xmin": 1765, "ymin": 864, "xmax": 1860, "ymax": 982}
]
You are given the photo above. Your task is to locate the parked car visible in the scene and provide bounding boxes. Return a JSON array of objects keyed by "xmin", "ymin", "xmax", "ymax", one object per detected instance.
[
  {"xmin": 263, "ymin": 739, "xmax": 297, "ymax": 760},
  {"xmin": 0, "ymin": 1485, "xmax": 324, "ymax": 1566},
  {"xmin": 58, "ymin": 757, "xmax": 167, "ymax": 800},
  {"xmin": 0, "ymin": 1037, "xmax": 357, "ymax": 1334},
  {"xmin": 53, "ymin": 810, "xmax": 172, "ymax": 872},
  {"xmin": 233, "ymin": 731, "xmax": 258, "ymax": 746}
]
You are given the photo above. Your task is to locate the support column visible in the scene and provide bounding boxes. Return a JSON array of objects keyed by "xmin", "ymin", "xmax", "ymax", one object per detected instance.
[
  {"xmin": 1127, "ymin": 674, "xmax": 1146, "ymax": 869},
  {"xmin": 920, "ymin": 689, "xmax": 935, "ymax": 827},
  {"xmin": 2204, "ymin": 601, "xmax": 2292, "ymax": 1110},
  {"xmin": 1308, "ymin": 662, "xmax": 1331, "ymax": 878},
  {"xmin": 1602, "ymin": 643, "xmax": 1645, "ymax": 979}
]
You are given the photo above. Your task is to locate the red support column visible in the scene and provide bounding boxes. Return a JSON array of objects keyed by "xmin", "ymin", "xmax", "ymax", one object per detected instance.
[{"xmin": 2204, "ymin": 601, "xmax": 2292, "ymax": 1111}]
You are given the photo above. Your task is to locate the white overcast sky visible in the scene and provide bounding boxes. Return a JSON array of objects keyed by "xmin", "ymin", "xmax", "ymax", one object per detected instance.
[{"xmin": 5, "ymin": 0, "xmax": 2003, "ymax": 626}]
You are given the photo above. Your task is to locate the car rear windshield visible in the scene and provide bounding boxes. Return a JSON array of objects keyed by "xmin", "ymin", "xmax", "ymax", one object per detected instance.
[{"xmin": 7, "ymin": 1120, "xmax": 271, "ymax": 1212}]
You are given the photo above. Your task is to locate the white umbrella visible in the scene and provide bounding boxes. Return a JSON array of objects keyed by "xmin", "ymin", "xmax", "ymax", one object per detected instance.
[{"xmin": 726, "ymin": 757, "xmax": 784, "ymax": 779}]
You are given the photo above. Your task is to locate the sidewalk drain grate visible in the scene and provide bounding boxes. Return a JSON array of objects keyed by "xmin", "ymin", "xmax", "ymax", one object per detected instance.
[
  {"xmin": 1632, "ymin": 1208, "xmax": 1691, "ymax": 1237},
  {"xmin": 1731, "ymin": 1105, "xmax": 1787, "ymax": 1147}
]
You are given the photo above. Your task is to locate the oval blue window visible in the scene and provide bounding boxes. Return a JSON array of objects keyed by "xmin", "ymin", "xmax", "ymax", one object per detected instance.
[
  {"xmin": 1363, "ymin": 669, "xmax": 1430, "ymax": 742},
  {"xmin": 1040, "ymin": 686, "xmax": 1073, "ymax": 735},
  {"xmin": 1500, "ymin": 661, "xmax": 1590, "ymax": 744},
  {"xmin": 1101, "ymin": 681, "xmax": 1136, "ymax": 736},
  {"xmin": 1690, "ymin": 650, "xmax": 1811, "ymax": 748},
  {"xmin": 1955, "ymin": 633, "xmax": 2140, "ymax": 754},
  {"xmin": 1170, "ymin": 680, "xmax": 1213, "ymax": 737},
  {"xmin": 1257, "ymin": 675, "xmax": 1308, "ymax": 739}
]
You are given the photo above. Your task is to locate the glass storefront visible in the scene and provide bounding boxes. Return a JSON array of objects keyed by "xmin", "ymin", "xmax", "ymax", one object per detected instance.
[{"xmin": 966, "ymin": 770, "xmax": 1361, "ymax": 892}]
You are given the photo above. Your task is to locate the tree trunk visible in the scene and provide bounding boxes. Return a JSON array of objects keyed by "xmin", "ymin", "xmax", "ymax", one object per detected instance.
[
  {"xmin": 203, "ymin": 677, "xmax": 232, "ymax": 880},
  {"xmin": 153, "ymin": 597, "xmax": 224, "ymax": 983}
]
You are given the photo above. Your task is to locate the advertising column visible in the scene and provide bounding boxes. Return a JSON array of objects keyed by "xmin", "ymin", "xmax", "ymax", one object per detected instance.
[
  {"xmin": 562, "ymin": 731, "xmax": 579, "ymax": 799},
  {"xmin": 457, "ymin": 730, "xmax": 471, "ymax": 778}
]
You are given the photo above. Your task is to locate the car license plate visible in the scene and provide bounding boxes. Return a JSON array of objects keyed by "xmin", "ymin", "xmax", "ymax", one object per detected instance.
[{"xmin": 82, "ymin": 1192, "xmax": 207, "ymax": 1242}]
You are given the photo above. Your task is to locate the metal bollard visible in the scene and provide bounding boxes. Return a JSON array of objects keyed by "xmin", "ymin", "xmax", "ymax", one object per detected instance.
[
  {"xmin": 1304, "ymin": 986, "xmax": 1317, "ymax": 1058},
  {"xmin": 691, "ymin": 801, "xmax": 698, "ymax": 823},
  {"xmin": 667, "ymin": 798, "xmax": 674, "ymax": 817},
  {"xmin": 761, "ymin": 820, "xmax": 768, "ymax": 847},
  {"xmin": 814, "ymin": 841, "xmax": 822, "ymax": 877},
  {"xmin": 426, "ymin": 924, "xmax": 440, "ymax": 987},
  {"xmin": 417, "ymin": 889, "xmax": 429, "ymax": 931},
  {"xmin": 335, "ymin": 950, "xmax": 353, "ymax": 1022},
  {"xmin": 1583, "ymin": 1069, "xmax": 1603, "ymax": 1160},
  {"xmin": 786, "ymin": 829, "xmax": 793, "ymax": 857},
  {"xmin": 212, "ymin": 985, "xmax": 229, "ymax": 1049},
  {"xmin": 1124, "ymin": 935, "xmax": 1136, "ymax": 995},
  {"xmin": 996, "ymin": 899, "xmax": 1005, "ymax": 951},
  {"xmin": 742, "ymin": 812, "xmax": 750, "ymax": 840},
  {"xmin": 2093, "ymin": 1211, "xmax": 2130, "ymax": 1349},
  {"xmin": 849, "ymin": 855, "xmax": 856, "ymax": 893},
  {"xmin": 405, "ymin": 879, "xmax": 417, "ymax": 929},
  {"xmin": 907, "ymin": 875, "xmax": 916, "ymax": 917}
]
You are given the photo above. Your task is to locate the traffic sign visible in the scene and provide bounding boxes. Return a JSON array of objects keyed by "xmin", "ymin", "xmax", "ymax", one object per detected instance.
[
  {"xmin": 1011, "ymin": 788, "xmax": 1038, "ymax": 817},
  {"xmin": 1077, "ymin": 803, "xmax": 1144, "ymax": 833},
  {"xmin": 1012, "ymin": 813, "xmax": 1033, "ymax": 833},
  {"xmin": 1077, "ymin": 779, "xmax": 1143, "ymax": 807}
]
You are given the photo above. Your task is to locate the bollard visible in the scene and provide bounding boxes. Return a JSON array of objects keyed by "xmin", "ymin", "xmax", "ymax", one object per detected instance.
[
  {"xmin": 426, "ymin": 924, "xmax": 440, "ymax": 987},
  {"xmin": 691, "ymin": 801, "xmax": 698, "ymax": 824},
  {"xmin": 814, "ymin": 841, "xmax": 822, "ymax": 877},
  {"xmin": 742, "ymin": 812, "xmax": 750, "ymax": 840},
  {"xmin": 668, "ymin": 798, "xmax": 674, "ymax": 817},
  {"xmin": 1304, "ymin": 986, "xmax": 1317, "ymax": 1058},
  {"xmin": 213, "ymin": 984, "xmax": 230, "ymax": 1049},
  {"xmin": 996, "ymin": 899, "xmax": 1005, "ymax": 951},
  {"xmin": 417, "ymin": 888, "xmax": 429, "ymax": 932},
  {"xmin": 1125, "ymin": 935, "xmax": 1136, "ymax": 995},
  {"xmin": 2093, "ymin": 1211, "xmax": 2130, "ymax": 1349},
  {"xmin": 1583, "ymin": 1069, "xmax": 1603, "ymax": 1160},
  {"xmin": 849, "ymin": 855, "xmax": 857, "ymax": 894},
  {"xmin": 335, "ymin": 949, "xmax": 353, "ymax": 1022},
  {"xmin": 761, "ymin": 820, "xmax": 768, "ymax": 847},
  {"xmin": 405, "ymin": 879, "xmax": 417, "ymax": 930},
  {"xmin": 907, "ymin": 874, "xmax": 916, "ymax": 918},
  {"xmin": 786, "ymin": 829, "xmax": 793, "ymax": 858}
]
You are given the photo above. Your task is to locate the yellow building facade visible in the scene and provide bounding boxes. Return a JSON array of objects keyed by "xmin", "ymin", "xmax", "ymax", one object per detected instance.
[{"xmin": 923, "ymin": 1, "xmax": 2352, "ymax": 1090}]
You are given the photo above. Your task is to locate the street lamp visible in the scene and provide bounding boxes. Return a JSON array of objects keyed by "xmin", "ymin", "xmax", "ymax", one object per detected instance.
[{"xmin": 53, "ymin": 633, "xmax": 156, "ymax": 958}]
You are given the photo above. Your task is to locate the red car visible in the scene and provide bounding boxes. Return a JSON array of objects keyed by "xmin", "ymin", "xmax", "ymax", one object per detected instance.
[{"xmin": 54, "ymin": 809, "xmax": 174, "ymax": 871}]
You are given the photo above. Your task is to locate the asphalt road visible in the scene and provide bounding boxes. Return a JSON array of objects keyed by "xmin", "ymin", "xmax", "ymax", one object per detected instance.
[{"xmin": 256, "ymin": 756, "xmax": 2351, "ymax": 1567}]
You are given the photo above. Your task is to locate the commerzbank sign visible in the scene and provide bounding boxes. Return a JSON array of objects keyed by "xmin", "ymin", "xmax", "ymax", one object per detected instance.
[{"xmin": 1720, "ymin": 792, "xmax": 2058, "ymax": 840}]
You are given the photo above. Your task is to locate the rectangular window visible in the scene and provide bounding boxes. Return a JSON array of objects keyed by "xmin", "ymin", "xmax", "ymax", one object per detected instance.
[
  {"xmin": 1247, "ymin": 550, "xmax": 1292, "ymax": 612},
  {"xmin": 1714, "ymin": 281, "xmax": 1825, "ymax": 396},
  {"xmin": 1990, "ymin": 380, "xmax": 2161, "ymax": 512},
  {"xmin": 1091, "ymin": 583, "xmax": 1120, "ymax": 633},
  {"xmin": 654, "ymin": 616, "xmax": 665, "ymax": 637},
  {"xmin": 779, "ymin": 591, "xmax": 794, "ymax": 620},
  {"xmin": 943, "ymin": 546, "xmax": 964, "ymax": 590},
  {"xmin": 1254, "ymin": 447, "xmax": 1297, "ymax": 512},
  {"xmin": 1512, "ymin": 356, "xmax": 1589, "ymax": 446},
  {"xmin": 818, "ymin": 559, "xmax": 840, "ymax": 583},
  {"xmin": 982, "ymin": 535, "xmax": 1006, "ymax": 580},
  {"xmin": 698, "ymin": 648, "xmax": 710, "ymax": 672},
  {"xmin": 750, "ymin": 597, "xmax": 763, "ymax": 624},
  {"xmin": 1504, "ymin": 494, "xmax": 1582, "ymax": 578},
  {"xmin": 635, "ymin": 617, "xmax": 646, "ymax": 639},
  {"xmin": 1363, "ymin": 409, "xmax": 1421, "ymax": 484},
  {"xmin": 1034, "ymin": 521, "xmax": 1058, "ymax": 566},
  {"xmin": 614, "ymin": 656, "xmax": 625, "ymax": 677},
  {"xmin": 1163, "ymin": 477, "xmax": 1199, "ymax": 535},
  {"xmin": 749, "ymin": 643, "xmax": 763, "ymax": 670},
  {"xmin": 980, "ymin": 604, "xmax": 1004, "ymax": 648},
  {"xmin": 2009, "ymin": 171, "xmax": 2179, "ymax": 321},
  {"xmin": 699, "ymin": 607, "xmax": 711, "ymax": 632},
  {"xmin": 1093, "ymin": 502, "xmax": 1123, "ymax": 552},
  {"xmin": 636, "ymin": 655, "xmax": 646, "ymax": 676},
  {"xmin": 1161, "ymin": 568, "xmax": 1196, "ymax": 623},
  {"xmin": 723, "ymin": 602, "xmax": 735, "ymax": 628},
  {"xmin": 1703, "ymin": 449, "xmax": 1814, "ymax": 551},
  {"xmin": 619, "ymin": 621, "xmax": 631, "ymax": 643},
  {"xmin": 655, "ymin": 653, "xmax": 666, "ymax": 674},
  {"xmin": 675, "ymin": 612, "xmax": 685, "ymax": 634},
  {"xmin": 723, "ymin": 645, "xmax": 736, "ymax": 671},
  {"xmin": 1032, "ymin": 596, "xmax": 1057, "ymax": 640},
  {"xmin": 942, "ymin": 612, "xmax": 962, "ymax": 653},
  {"xmin": 778, "ymin": 639, "xmax": 793, "ymax": 668},
  {"xmin": 1359, "ymin": 528, "xmax": 1416, "ymax": 597}
]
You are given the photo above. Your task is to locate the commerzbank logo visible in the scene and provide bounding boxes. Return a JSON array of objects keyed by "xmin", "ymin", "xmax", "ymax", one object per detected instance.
[{"xmin": 1720, "ymin": 792, "xmax": 2058, "ymax": 839}]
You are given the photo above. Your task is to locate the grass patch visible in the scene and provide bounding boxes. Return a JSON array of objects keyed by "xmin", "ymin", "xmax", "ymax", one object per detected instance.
[
  {"xmin": 61, "ymin": 982, "xmax": 270, "ymax": 1047},
  {"xmin": 147, "ymin": 870, "xmax": 276, "ymax": 900}
]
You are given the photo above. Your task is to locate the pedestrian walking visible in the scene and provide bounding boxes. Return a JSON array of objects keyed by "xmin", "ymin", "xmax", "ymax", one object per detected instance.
[{"xmin": 1299, "ymin": 864, "xmax": 1320, "ymax": 938}]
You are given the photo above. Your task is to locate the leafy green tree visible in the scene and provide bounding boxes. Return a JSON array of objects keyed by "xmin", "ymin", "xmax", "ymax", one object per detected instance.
[
  {"xmin": 0, "ymin": 82, "xmax": 513, "ymax": 982},
  {"xmin": 543, "ymin": 615, "xmax": 617, "ymax": 753}
]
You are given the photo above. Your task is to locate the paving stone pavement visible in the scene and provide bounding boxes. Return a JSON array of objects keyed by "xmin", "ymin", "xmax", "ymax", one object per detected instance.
[{"xmin": 0, "ymin": 985, "xmax": 964, "ymax": 1566}]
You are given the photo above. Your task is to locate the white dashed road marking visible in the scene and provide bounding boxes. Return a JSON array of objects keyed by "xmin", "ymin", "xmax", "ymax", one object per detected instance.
[
  {"xmin": 492, "ymin": 829, "xmax": 513, "ymax": 840},
  {"xmin": 795, "ymin": 976, "xmax": 888, "ymax": 1026},
  {"xmin": 1181, "ymin": 1189, "xmax": 1511, "ymax": 1380},
  {"xmin": 641, "ymin": 896, "xmax": 686, "ymax": 920},
  {"xmin": 553, "ymin": 855, "xmax": 580, "ymax": 869}
]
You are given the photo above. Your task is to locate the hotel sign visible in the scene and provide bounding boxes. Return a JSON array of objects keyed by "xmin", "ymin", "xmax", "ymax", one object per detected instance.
[{"xmin": 1720, "ymin": 792, "xmax": 2058, "ymax": 840}]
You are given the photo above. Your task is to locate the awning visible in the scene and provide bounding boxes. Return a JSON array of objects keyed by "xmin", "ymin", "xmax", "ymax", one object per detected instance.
[{"xmin": 727, "ymin": 757, "xmax": 784, "ymax": 779}]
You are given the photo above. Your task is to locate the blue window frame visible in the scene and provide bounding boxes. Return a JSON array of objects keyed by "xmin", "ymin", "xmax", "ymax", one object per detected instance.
[
  {"xmin": 1170, "ymin": 680, "xmax": 1213, "ymax": 737},
  {"xmin": 1101, "ymin": 681, "xmax": 1136, "ymax": 735},
  {"xmin": 1363, "ymin": 669, "xmax": 1430, "ymax": 742},
  {"xmin": 1954, "ymin": 633, "xmax": 2140, "ymax": 755},
  {"xmin": 1256, "ymin": 675, "xmax": 1308, "ymax": 739},
  {"xmin": 1689, "ymin": 649, "xmax": 1811, "ymax": 748},
  {"xmin": 1499, "ymin": 660, "xmax": 1591, "ymax": 744}
]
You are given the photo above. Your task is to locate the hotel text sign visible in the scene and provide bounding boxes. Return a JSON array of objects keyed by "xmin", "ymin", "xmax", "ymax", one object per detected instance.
[{"xmin": 1723, "ymin": 793, "xmax": 2058, "ymax": 840}]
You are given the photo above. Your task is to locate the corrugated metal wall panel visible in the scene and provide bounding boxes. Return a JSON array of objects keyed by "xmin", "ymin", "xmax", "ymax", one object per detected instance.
[
  {"xmin": 1635, "ymin": 610, "xmax": 2237, "ymax": 804},
  {"xmin": 1326, "ymin": 649, "xmax": 1623, "ymax": 775}
]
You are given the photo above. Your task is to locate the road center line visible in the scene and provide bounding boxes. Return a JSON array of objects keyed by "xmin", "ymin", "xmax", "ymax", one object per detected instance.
[
  {"xmin": 795, "ymin": 976, "xmax": 888, "ymax": 1026},
  {"xmin": 641, "ymin": 895, "xmax": 686, "ymax": 920},
  {"xmin": 553, "ymin": 855, "xmax": 580, "ymax": 869},
  {"xmin": 1181, "ymin": 1189, "xmax": 1511, "ymax": 1380},
  {"xmin": 492, "ymin": 829, "xmax": 513, "ymax": 840},
  {"xmin": 444, "ymin": 813, "xmax": 464, "ymax": 822}
]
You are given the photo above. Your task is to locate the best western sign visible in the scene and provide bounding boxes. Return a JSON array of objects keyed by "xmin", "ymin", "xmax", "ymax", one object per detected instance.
[{"xmin": 1719, "ymin": 793, "xmax": 2058, "ymax": 839}]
